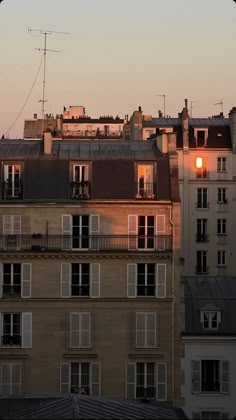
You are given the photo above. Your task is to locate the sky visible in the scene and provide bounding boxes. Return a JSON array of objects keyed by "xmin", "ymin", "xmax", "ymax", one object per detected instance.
[{"xmin": 0, "ymin": 0, "xmax": 236, "ymax": 138}]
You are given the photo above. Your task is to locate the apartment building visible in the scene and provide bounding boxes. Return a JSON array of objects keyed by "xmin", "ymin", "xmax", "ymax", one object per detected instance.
[{"xmin": 0, "ymin": 135, "xmax": 183, "ymax": 406}]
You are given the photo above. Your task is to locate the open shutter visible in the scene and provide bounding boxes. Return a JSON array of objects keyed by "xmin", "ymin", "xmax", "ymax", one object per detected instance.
[
  {"xmin": 127, "ymin": 264, "xmax": 136, "ymax": 298},
  {"xmin": 136, "ymin": 313, "xmax": 145, "ymax": 348},
  {"xmin": 128, "ymin": 215, "xmax": 137, "ymax": 250},
  {"xmin": 156, "ymin": 363, "xmax": 167, "ymax": 400},
  {"xmin": 156, "ymin": 264, "xmax": 166, "ymax": 298},
  {"xmin": 90, "ymin": 215, "xmax": 99, "ymax": 251},
  {"xmin": 156, "ymin": 215, "xmax": 165, "ymax": 250},
  {"xmin": 91, "ymin": 362, "xmax": 100, "ymax": 396},
  {"xmin": 61, "ymin": 263, "xmax": 71, "ymax": 298},
  {"xmin": 126, "ymin": 363, "xmax": 136, "ymax": 399},
  {"xmin": 22, "ymin": 312, "xmax": 32, "ymax": 348},
  {"xmin": 80, "ymin": 312, "xmax": 90, "ymax": 348},
  {"xmin": 221, "ymin": 360, "xmax": 230, "ymax": 393},
  {"xmin": 90, "ymin": 263, "xmax": 100, "ymax": 298},
  {"xmin": 21, "ymin": 264, "xmax": 31, "ymax": 298},
  {"xmin": 191, "ymin": 360, "xmax": 201, "ymax": 393},
  {"xmin": 62, "ymin": 215, "xmax": 72, "ymax": 250},
  {"xmin": 60, "ymin": 363, "xmax": 70, "ymax": 393},
  {"xmin": 70, "ymin": 313, "xmax": 80, "ymax": 347},
  {"xmin": 0, "ymin": 263, "xmax": 3, "ymax": 298},
  {"xmin": 11, "ymin": 363, "xmax": 21, "ymax": 395}
]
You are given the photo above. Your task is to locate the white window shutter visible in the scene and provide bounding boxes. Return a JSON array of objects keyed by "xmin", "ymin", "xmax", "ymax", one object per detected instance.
[
  {"xmin": 3, "ymin": 215, "xmax": 21, "ymax": 235},
  {"xmin": 156, "ymin": 215, "xmax": 165, "ymax": 234},
  {"xmin": 136, "ymin": 313, "xmax": 145, "ymax": 348},
  {"xmin": 127, "ymin": 264, "xmax": 136, "ymax": 298},
  {"xmin": 146, "ymin": 313, "xmax": 156, "ymax": 348},
  {"xmin": 11, "ymin": 363, "xmax": 21, "ymax": 395},
  {"xmin": 70, "ymin": 313, "xmax": 80, "ymax": 348},
  {"xmin": 128, "ymin": 215, "xmax": 137, "ymax": 250},
  {"xmin": 221, "ymin": 360, "xmax": 230, "ymax": 393},
  {"xmin": 126, "ymin": 363, "xmax": 136, "ymax": 399},
  {"xmin": 191, "ymin": 360, "xmax": 201, "ymax": 393},
  {"xmin": 156, "ymin": 363, "xmax": 167, "ymax": 400},
  {"xmin": 91, "ymin": 362, "xmax": 100, "ymax": 396},
  {"xmin": 13, "ymin": 216, "xmax": 21, "ymax": 234},
  {"xmin": 80, "ymin": 313, "xmax": 90, "ymax": 348},
  {"xmin": 156, "ymin": 264, "xmax": 166, "ymax": 298},
  {"xmin": 0, "ymin": 263, "xmax": 3, "ymax": 298},
  {"xmin": 62, "ymin": 215, "xmax": 72, "ymax": 250},
  {"xmin": 61, "ymin": 264, "xmax": 71, "ymax": 298},
  {"xmin": 60, "ymin": 363, "xmax": 70, "ymax": 393},
  {"xmin": 90, "ymin": 215, "xmax": 99, "ymax": 251},
  {"xmin": 21, "ymin": 264, "xmax": 31, "ymax": 298},
  {"xmin": 22, "ymin": 312, "xmax": 32, "ymax": 348},
  {"xmin": 90, "ymin": 263, "xmax": 100, "ymax": 298},
  {"xmin": 1, "ymin": 364, "xmax": 10, "ymax": 394}
]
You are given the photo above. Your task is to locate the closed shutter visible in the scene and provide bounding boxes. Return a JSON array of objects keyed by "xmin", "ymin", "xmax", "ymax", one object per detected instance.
[
  {"xmin": 80, "ymin": 313, "xmax": 90, "ymax": 348},
  {"xmin": 90, "ymin": 215, "xmax": 99, "ymax": 251},
  {"xmin": 221, "ymin": 361, "xmax": 230, "ymax": 393},
  {"xmin": 61, "ymin": 263, "xmax": 71, "ymax": 298},
  {"xmin": 0, "ymin": 263, "xmax": 2, "ymax": 298},
  {"xmin": 60, "ymin": 363, "xmax": 70, "ymax": 393},
  {"xmin": 156, "ymin": 363, "xmax": 167, "ymax": 400},
  {"xmin": 146, "ymin": 313, "xmax": 156, "ymax": 348},
  {"xmin": 136, "ymin": 313, "xmax": 145, "ymax": 348},
  {"xmin": 156, "ymin": 215, "xmax": 165, "ymax": 250},
  {"xmin": 3, "ymin": 215, "xmax": 21, "ymax": 250},
  {"xmin": 128, "ymin": 215, "xmax": 137, "ymax": 250},
  {"xmin": 22, "ymin": 312, "xmax": 32, "ymax": 348},
  {"xmin": 90, "ymin": 263, "xmax": 100, "ymax": 298},
  {"xmin": 21, "ymin": 264, "xmax": 31, "ymax": 298},
  {"xmin": 127, "ymin": 264, "xmax": 136, "ymax": 298},
  {"xmin": 70, "ymin": 313, "xmax": 90, "ymax": 348},
  {"xmin": 1, "ymin": 364, "xmax": 10, "ymax": 394},
  {"xmin": 191, "ymin": 360, "xmax": 201, "ymax": 393},
  {"xmin": 70, "ymin": 313, "xmax": 80, "ymax": 347},
  {"xmin": 11, "ymin": 363, "xmax": 21, "ymax": 395},
  {"xmin": 156, "ymin": 264, "xmax": 166, "ymax": 298},
  {"xmin": 62, "ymin": 215, "xmax": 72, "ymax": 250},
  {"xmin": 91, "ymin": 362, "xmax": 100, "ymax": 396},
  {"xmin": 126, "ymin": 363, "xmax": 136, "ymax": 399}
]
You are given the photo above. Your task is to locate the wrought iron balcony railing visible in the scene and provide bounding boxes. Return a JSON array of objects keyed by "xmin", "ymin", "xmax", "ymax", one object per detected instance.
[
  {"xmin": 0, "ymin": 234, "xmax": 172, "ymax": 253},
  {"xmin": 2, "ymin": 181, "xmax": 23, "ymax": 200},
  {"xmin": 70, "ymin": 181, "xmax": 91, "ymax": 200},
  {"xmin": 1, "ymin": 334, "xmax": 21, "ymax": 346},
  {"xmin": 2, "ymin": 285, "xmax": 21, "ymax": 297},
  {"xmin": 135, "ymin": 182, "xmax": 157, "ymax": 200}
]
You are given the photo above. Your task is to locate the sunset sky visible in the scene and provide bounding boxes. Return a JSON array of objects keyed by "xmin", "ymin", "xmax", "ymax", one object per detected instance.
[{"xmin": 0, "ymin": 0, "xmax": 236, "ymax": 137}]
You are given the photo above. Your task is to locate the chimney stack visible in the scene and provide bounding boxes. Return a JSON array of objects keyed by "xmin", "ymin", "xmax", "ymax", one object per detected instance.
[
  {"xmin": 229, "ymin": 107, "xmax": 236, "ymax": 154},
  {"xmin": 182, "ymin": 98, "xmax": 189, "ymax": 153},
  {"xmin": 43, "ymin": 130, "xmax": 52, "ymax": 155}
]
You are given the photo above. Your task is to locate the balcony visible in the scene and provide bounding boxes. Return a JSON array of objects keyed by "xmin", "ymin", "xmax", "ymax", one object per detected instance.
[
  {"xmin": 0, "ymin": 234, "xmax": 172, "ymax": 254},
  {"xmin": 70, "ymin": 181, "xmax": 90, "ymax": 200},
  {"xmin": 135, "ymin": 183, "xmax": 157, "ymax": 200},
  {"xmin": 1, "ymin": 334, "xmax": 21, "ymax": 346}
]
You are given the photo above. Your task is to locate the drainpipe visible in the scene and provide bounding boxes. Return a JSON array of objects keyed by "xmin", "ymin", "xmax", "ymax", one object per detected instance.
[{"xmin": 169, "ymin": 205, "xmax": 175, "ymax": 406}]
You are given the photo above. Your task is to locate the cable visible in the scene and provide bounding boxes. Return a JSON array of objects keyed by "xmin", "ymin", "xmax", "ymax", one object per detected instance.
[{"xmin": 4, "ymin": 54, "xmax": 44, "ymax": 137}]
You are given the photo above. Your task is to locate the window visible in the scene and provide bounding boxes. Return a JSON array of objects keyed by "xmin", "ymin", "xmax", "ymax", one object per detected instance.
[
  {"xmin": 217, "ymin": 219, "xmax": 227, "ymax": 235},
  {"xmin": 0, "ymin": 312, "xmax": 32, "ymax": 348},
  {"xmin": 3, "ymin": 215, "xmax": 21, "ymax": 250},
  {"xmin": 72, "ymin": 165, "xmax": 90, "ymax": 199},
  {"xmin": 62, "ymin": 214, "xmax": 99, "ymax": 250},
  {"xmin": 217, "ymin": 188, "xmax": 227, "ymax": 203},
  {"xmin": 128, "ymin": 215, "xmax": 165, "ymax": 251},
  {"xmin": 0, "ymin": 363, "xmax": 21, "ymax": 395},
  {"xmin": 217, "ymin": 250, "xmax": 226, "ymax": 266},
  {"xmin": 201, "ymin": 311, "xmax": 221, "ymax": 330},
  {"xmin": 217, "ymin": 157, "xmax": 227, "ymax": 172},
  {"xmin": 136, "ymin": 313, "xmax": 156, "ymax": 348},
  {"xmin": 196, "ymin": 251, "xmax": 208, "ymax": 274},
  {"xmin": 126, "ymin": 362, "xmax": 166, "ymax": 400},
  {"xmin": 194, "ymin": 129, "xmax": 208, "ymax": 147},
  {"xmin": 127, "ymin": 263, "xmax": 166, "ymax": 298},
  {"xmin": 60, "ymin": 362, "xmax": 100, "ymax": 396},
  {"xmin": 196, "ymin": 219, "xmax": 208, "ymax": 241},
  {"xmin": 0, "ymin": 263, "xmax": 31, "ymax": 298},
  {"xmin": 191, "ymin": 360, "xmax": 229, "ymax": 393},
  {"xmin": 70, "ymin": 312, "xmax": 90, "ymax": 348},
  {"xmin": 61, "ymin": 263, "xmax": 100, "ymax": 298},
  {"xmin": 3, "ymin": 165, "xmax": 22, "ymax": 199},
  {"xmin": 196, "ymin": 158, "xmax": 208, "ymax": 179},
  {"xmin": 197, "ymin": 188, "xmax": 208, "ymax": 209},
  {"xmin": 137, "ymin": 164, "xmax": 154, "ymax": 198}
]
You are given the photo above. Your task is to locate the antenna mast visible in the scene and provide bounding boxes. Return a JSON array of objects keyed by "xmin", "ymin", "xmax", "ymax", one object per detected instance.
[
  {"xmin": 156, "ymin": 94, "xmax": 166, "ymax": 117},
  {"xmin": 214, "ymin": 99, "xmax": 224, "ymax": 115},
  {"xmin": 28, "ymin": 28, "xmax": 69, "ymax": 137}
]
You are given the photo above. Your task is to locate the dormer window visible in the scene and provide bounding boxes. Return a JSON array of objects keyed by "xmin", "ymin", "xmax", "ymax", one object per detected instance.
[
  {"xmin": 136, "ymin": 164, "xmax": 155, "ymax": 199},
  {"xmin": 201, "ymin": 311, "xmax": 221, "ymax": 330},
  {"xmin": 3, "ymin": 164, "xmax": 22, "ymax": 199},
  {"xmin": 194, "ymin": 128, "xmax": 208, "ymax": 148},
  {"xmin": 71, "ymin": 164, "xmax": 90, "ymax": 199}
]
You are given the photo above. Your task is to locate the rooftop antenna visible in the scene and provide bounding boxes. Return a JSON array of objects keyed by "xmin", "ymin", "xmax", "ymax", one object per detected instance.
[
  {"xmin": 214, "ymin": 99, "xmax": 224, "ymax": 114},
  {"xmin": 28, "ymin": 28, "xmax": 69, "ymax": 137},
  {"xmin": 190, "ymin": 101, "xmax": 199, "ymax": 118},
  {"xmin": 156, "ymin": 94, "xmax": 166, "ymax": 117}
]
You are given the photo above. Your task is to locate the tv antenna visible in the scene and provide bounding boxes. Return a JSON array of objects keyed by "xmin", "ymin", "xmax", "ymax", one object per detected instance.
[
  {"xmin": 28, "ymin": 28, "xmax": 69, "ymax": 137},
  {"xmin": 214, "ymin": 99, "xmax": 224, "ymax": 114},
  {"xmin": 190, "ymin": 100, "xmax": 199, "ymax": 118},
  {"xmin": 156, "ymin": 94, "xmax": 166, "ymax": 117}
]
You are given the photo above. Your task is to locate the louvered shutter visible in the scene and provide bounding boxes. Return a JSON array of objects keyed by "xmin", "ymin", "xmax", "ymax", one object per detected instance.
[
  {"xmin": 136, "ymin": 313, "xmax": 145, "ymax": 348},
  {"xmin": 11, "ymin": 364, "xmax": 21, "ymax": 394},
  {"xmin": 0, "ymin": 263, "xmax": 2, "ymax": 298},
  {"xmin": 21, "ymin": 264, "xmax": 31, "ymax": 298},
  {"xmin": 22, "ymin": 312, "xmax": 32, "ymax": 348},
  {"xmin": 62, "ymin": 215, "xmax": 72, "ymax": 250},
  {"xmin": 146, "ymin": 313, "xmax": 156, "ymax": 348},
  {"xmin": 126, "ymin": 363, "xmax": 136, "ymax": 399},
  {"xmin": 156, "ymin": 215, "xmax": 165, "ymax": 250},
  {"xmin": 128, "ymin": 215, "xmax": 137, "ymax": 250},
  {"xmin": 3, "ymin": 215, "xmax": 21, "ymax": 250},
  {"xmin": 60, "ymin": 363, "xmax": 70, "ymax": 393},
  {"xmin": 90, "ymin": 215, "xmax": 99, "ymax": 251},
  {"xmin": 156, "ymin": 363, "xmax": 167, "ymax": 400},
  {"xmin": 221, "ymin": 360, "xmax": 230, "ymax": 393},
  {"xmin": 90, "ymin": 263, "xmax": 100, "ymax": 297},
  {"xmin": 80, "ymin": 313, "xmax": 90, "ymax": 348},
  {"xmin": 127, "ymin": 264, "xmax": 136, "ymax": 298},
  {"xmin": 156, "ymin": 264, "xmax": 166, "ymax": 298},
  {"xmin": 191, "ymin": 360, "xmax": 201, "ymax": 393},
  {"xmin": 70, "ymin": 313, "xmax": 80, "ymax": 347},
  {"xmin": 1, "ymin": 364, "xmax": 10, "ymax": 394},
  {"xmin": 91, "ymin": 362, "xmax": 100, "ymax": 396},
  {"xmin": 61, "ymin": 263, "xmax": 71, "ymax": 298}
]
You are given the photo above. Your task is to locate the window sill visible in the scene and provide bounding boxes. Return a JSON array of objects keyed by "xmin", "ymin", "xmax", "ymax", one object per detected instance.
[{"xmin": 63, "ymin": 352, "xmax": 97, "ymax": 359}]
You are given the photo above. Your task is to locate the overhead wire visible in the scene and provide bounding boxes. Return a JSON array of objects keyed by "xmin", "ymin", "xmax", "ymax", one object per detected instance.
[{"xmin": 4, "ymin": 53, "xmax": 44, "ymax": 137}]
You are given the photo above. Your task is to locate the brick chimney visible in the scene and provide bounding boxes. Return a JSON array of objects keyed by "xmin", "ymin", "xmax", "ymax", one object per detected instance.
[
  {"xmin": 43, "ymin": 130, "xmax": 52, "ymax": 155},
  {"xmin": 182, "ymin": 98, "xmax": 189, "ymax": 153},
  {"xmin": 229, "ymin": 107, "xmax": 236, "ymax": 154}
]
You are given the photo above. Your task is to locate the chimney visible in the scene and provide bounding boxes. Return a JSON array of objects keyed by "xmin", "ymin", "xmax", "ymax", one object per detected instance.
[
  {"xmin": 158, "ymin": 110, "xmax": 163, "ymax": 118},
  {"xmin": 43, "ymin": 130, "xmax": 52, "ymax": 155},
  {"xmin": 229, "ymin": 107, "xmax": 236, "ymax": 154},
  {"xmin": 182, "ymin": 98, "xmax": 189, "ymax": 152}
]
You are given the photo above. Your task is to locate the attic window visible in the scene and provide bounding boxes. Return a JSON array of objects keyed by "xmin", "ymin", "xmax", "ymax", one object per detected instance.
[
  {"xmin": 194, "ymin": 128, "xmax": 208, "ymax": 148},
  {"xmin": 200, "ymin": 311, "xmax": 221, "ymax": 330}
]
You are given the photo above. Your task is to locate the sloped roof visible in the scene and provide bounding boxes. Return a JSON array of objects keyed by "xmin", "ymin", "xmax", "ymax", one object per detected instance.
[{"xmin": 0, "ymin": 395, "xmax": 187, "ymax": 420}]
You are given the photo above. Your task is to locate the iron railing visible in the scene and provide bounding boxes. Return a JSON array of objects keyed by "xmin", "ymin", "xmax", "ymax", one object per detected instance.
[
  {"xmin": 0, "ymin": 234, "xmax": 172, "ymax": 253},
  {"xmin": 135, "ymin": 182, "xmax": 157, "ymax": 199}
]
